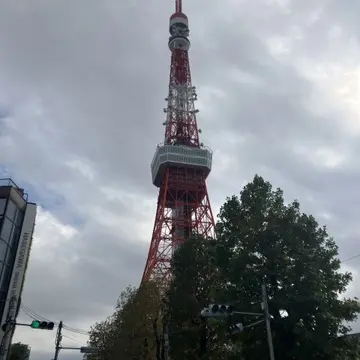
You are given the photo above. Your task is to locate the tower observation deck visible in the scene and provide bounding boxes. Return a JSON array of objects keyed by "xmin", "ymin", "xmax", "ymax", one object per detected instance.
[{"xmin": 142, "ymin": 0, "xmax": 215, "ymax": 283}]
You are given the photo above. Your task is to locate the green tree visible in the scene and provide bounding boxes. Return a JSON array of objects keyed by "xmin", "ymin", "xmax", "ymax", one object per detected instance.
[
  {"xmin": 89, "ymin": 175, "xmax": 360, "ymax": 359},
  {"xmin": 333, "ymin": 333, "xmax": 360, "ymax": 359},
  {"xmin": 216, "ymin": 175, "xmax": 360, "ymax": 360},
  {"xmin": 167, "ymin": 235, "xmax": 224, "ymax": 360},
  {"xmin": 9, "ymin": 343, "xmax": 30, "ymax": 360},
  {"xmin": 88, "ymin": 282, "xmax": 161, "ymax": 360}
]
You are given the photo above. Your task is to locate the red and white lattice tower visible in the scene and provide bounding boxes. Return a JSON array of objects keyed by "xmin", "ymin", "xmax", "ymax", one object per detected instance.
[{"xmin": 141, "ymin": 0, "xmax": 215, "ymax": 283}]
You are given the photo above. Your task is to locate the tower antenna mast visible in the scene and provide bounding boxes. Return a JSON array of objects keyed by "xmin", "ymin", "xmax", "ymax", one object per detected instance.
[{"xmin": 175, "ymin": 0, "xmax": 182, "ymax": 13}]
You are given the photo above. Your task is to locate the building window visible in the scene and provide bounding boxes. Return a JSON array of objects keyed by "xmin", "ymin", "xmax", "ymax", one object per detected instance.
[
  {"xmin": 0, "ymin": 265, "xmax": 12, "ymax": 291},
  {"xmin": 5, "ymin": 246, "xmax": 15, "ymax": 266},
  {"xmin": 0, "ymin": 290, "xmax": 6, "ymax": 316},
  {"xmin": 15, "ymin": 210, "xmax": 23, "ymax": 228},
  {"xmin": 0, "ymin": 240, "xmax": 7, "ymax": 263},
  {"xmin": 9, "ymin": 227, "xmax": 20, "ymax": 249},
  {"xmin": 0, "ymin": 219, "xmax": 13, "ymax": 243},
  {"xmin": 0, "ymin": 199, "xmax": 6, "ymax": 216},
  {"xmin": 5, "ymin": 200, "xmax": 17, "ymax": 222}
]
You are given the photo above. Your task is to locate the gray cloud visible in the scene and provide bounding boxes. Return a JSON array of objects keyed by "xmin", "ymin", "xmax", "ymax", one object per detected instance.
[{"xmin": 0, "ymin": 0, "xmax": 359, "ymax": 357}]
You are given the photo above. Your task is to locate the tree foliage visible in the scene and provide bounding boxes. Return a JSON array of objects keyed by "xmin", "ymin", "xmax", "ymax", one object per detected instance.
[
  {"xmin": 90, "ymin": 175, "xmax": 360, "ymax": 359},
  {"xmin": 167, "ymin": 235, "xmax": 220, "ymax": 359},
  {"xmin": 88, "ymin": 282, "xmax": 161, "ymax": 360},
  {"xmin": 9, "ymin": 343, "xmax": 29, "ymax": 360},
  {"xmin": 168, "ymin": 175, "xmax": 360, "ymax": 359}
]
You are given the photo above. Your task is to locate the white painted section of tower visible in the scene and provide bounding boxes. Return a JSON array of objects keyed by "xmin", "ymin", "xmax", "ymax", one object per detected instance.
[
  {"xmin": 0, "ymin": 203, "xmax": 37, "ymax": 359},
  {"xmin": 170, "ymin": 16, "xmax": 188, "ymax": 28},
  {"xmin": 168, "ymin": 36, "xmax": 190, "ymax": 51},
  {"xmin": 164, "ymin": 84, "xmax": 197, "ymax": 143},
  {"xmin": 151, "ymin": 144, "xmax": 212, "ymax": 187},
  {"xmin": 169, "ymin": 11, "xmax": 190, "ymax": 51}
]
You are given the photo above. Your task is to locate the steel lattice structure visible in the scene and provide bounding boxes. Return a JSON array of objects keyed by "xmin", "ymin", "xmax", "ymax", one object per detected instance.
[{"xmin": 141, "ymin": 0, "xmax": 215, "ymax": 283}]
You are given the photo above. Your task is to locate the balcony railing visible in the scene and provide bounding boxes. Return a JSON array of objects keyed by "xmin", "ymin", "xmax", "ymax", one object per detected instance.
[{"xmin": 0, "ymin": 178, "xmax": 28, "ymax": 201}]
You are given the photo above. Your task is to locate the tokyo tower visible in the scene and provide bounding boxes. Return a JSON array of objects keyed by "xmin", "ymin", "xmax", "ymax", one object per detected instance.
[{"xmin": 142, "ymin": 0, "xmax": 215, "ymax": 283}]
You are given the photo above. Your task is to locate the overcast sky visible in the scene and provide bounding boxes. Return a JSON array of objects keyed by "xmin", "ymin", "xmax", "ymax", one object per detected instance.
[{"xmin": 1, "ymin": 0, "xmax": 360, "ymax": 358}]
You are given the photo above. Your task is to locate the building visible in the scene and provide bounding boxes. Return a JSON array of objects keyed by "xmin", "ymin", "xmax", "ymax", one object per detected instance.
[{"xmin": 0, "ymin": 178, "xmax": 37, "ymax": 357}]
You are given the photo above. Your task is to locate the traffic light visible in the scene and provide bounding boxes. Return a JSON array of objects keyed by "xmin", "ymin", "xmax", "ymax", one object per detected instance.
[
  {"xmin": 1, "ymin": 322, "xmax": 11, "ymax": 332},
  {"xmin": 228, "ymin": 322, "xmax": 244, "ymax": 335},
  {"xmin": 200, "ymin": 304, "xmax": 234, "ymax": 318},
  {"xmin": 30, "ymin": 320, "xmax": 54, "ymax": 330}
]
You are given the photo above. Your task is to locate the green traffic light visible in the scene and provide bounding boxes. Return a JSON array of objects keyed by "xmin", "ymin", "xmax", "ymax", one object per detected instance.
[
  {"xmin": 31, "ymin": 320, "xmax": 40, "ymax": 328},
  {"xmin": 30, "ymin": 320, "xmax": 55, "ymax": 330}
]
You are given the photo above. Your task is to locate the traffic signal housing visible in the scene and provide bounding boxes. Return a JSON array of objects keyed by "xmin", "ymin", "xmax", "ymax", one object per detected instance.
[
  {"xmin": 200, "ymin": 304, "xmax": 234, "ymax": 318},
  {"xmin": 228, "ymin": 322, "xmax": 244, "ymax": 335},
  {"xmin": 1, "ymin": 322, "xmax": 12, "ymax": 332},
  {"xmin": 80, "ymin": 347, "xmax": 98, "ymax": 354},
  {"xmin": 30, "ymin": 320, "xmax": 54, "ymax": 330}
]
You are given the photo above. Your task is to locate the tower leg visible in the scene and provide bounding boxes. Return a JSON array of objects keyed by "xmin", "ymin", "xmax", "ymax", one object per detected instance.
[{"xmin": 142, "ymin": 167, "xmax": 215, "ymax": 283}]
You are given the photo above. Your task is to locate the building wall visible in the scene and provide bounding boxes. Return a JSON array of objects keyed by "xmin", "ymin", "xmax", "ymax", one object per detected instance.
[
  {"xmin": 5, "ymin": 203, "xmax": 37, "ymax": 316},
  {"xmin": 0, "ymin": 186, "xmax": 36, "ymax": 359},
  {"xmin": 0, "ymin": 195, "xmax": 26, "ymax": 319}
]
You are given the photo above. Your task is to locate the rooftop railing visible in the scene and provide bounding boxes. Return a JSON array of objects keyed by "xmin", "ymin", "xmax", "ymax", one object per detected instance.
[{"xmin": 0, "ymin": 178, "xmax": 29, "ymax": 201}]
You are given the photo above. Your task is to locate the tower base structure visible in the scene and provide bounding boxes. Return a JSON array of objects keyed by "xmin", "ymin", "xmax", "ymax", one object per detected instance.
[{"xmin": 142, "ymin": 145, "xmax": 215, "ymax": 283}]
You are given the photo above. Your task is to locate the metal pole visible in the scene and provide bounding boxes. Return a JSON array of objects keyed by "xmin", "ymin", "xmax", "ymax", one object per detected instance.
[
  {"xmin": 261, "ymin": 284, "xmax": 275, "ymax": 360},
  {"xmin": 163, "ymin": 322, "xmax": 169, "ymax": 360},
  {"xmin": 233, "ymin": 311, "xmax": 264, "ymax": 316},
  {"xmin": 199, "ymin": 317, "xmax": 207, "ymax": 357},
  {"xmin": 0, "ymin": 296, "xmax": 17, "ymax": 360},
  {"xmin": 153, "ymin": 318, "xmax": 161, "ymax": 360},
  {"xmin": 53, "ymin": 321, "xmax": 63, "ymax": 360}
]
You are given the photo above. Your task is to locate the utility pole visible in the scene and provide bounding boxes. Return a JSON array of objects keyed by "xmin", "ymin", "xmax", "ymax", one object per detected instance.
[
  {"xmin": 261, "ymin": 284, "xmax": 275, "ymax": 360},
  {"xmin": 53, "ymin": 321, "xmax": 63, "ymax": 360},
  {"xmin": 153, "ymin": 318, "xmax": 161, "ymax": 360},
  {"xmin": 162, "ymin": 321, "xmax": 169, "ymax": 360},
  {"xmin": 199, "ymin": 317, "xmax": 207, "ymax": 357},
  {"xmin": 0, "ymin": 296, "xmax": 17, "ymax": 360}
]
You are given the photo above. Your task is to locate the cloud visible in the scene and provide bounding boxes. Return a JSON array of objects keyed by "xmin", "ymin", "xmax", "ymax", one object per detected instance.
[{"xmin": 0, "ymin": 0, "xmax": 360, "ymax": 357}]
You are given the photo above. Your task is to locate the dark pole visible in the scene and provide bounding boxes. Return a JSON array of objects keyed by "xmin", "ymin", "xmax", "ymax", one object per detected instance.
[
  {"xmin": 199, "ymin": 317, "xmax": 207, "ymax": 357},
  {"xmin": 53, "ymin": 321, "xmax": 63, "ymax": 360},
  {"xmin": 261, "ymin": 284, "xmax": 275, "ymax": 360},
  {"xmin": 0, "ymin": 296, "xmax": 17, "ymax": 360},
  {"xmin": 153, "ymin": 318, "xmax": 161, "ymax": 360}
]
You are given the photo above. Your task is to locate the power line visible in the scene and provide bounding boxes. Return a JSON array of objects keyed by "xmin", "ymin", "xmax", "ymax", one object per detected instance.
[
  {"xmin": 62, "ymin": 334, "xmax": 84, "ymax": 345},
  {"xmin": 63, "ymin": 326, "xmax": 88, "ymax": 336},
  {"xmin": 21, "ymin": 305, "xmax": 55, "ymax": 323},
  {"xmin": 341, "ymin": 253, "xmax": 360, "ymax": 263},
  {"xmin": 19, "ymin": 304, "xmax": 89, "ymax": 336},
  {"xmin": 21, "ymin": 306, "xmax": 88, "ymax": 335}
]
